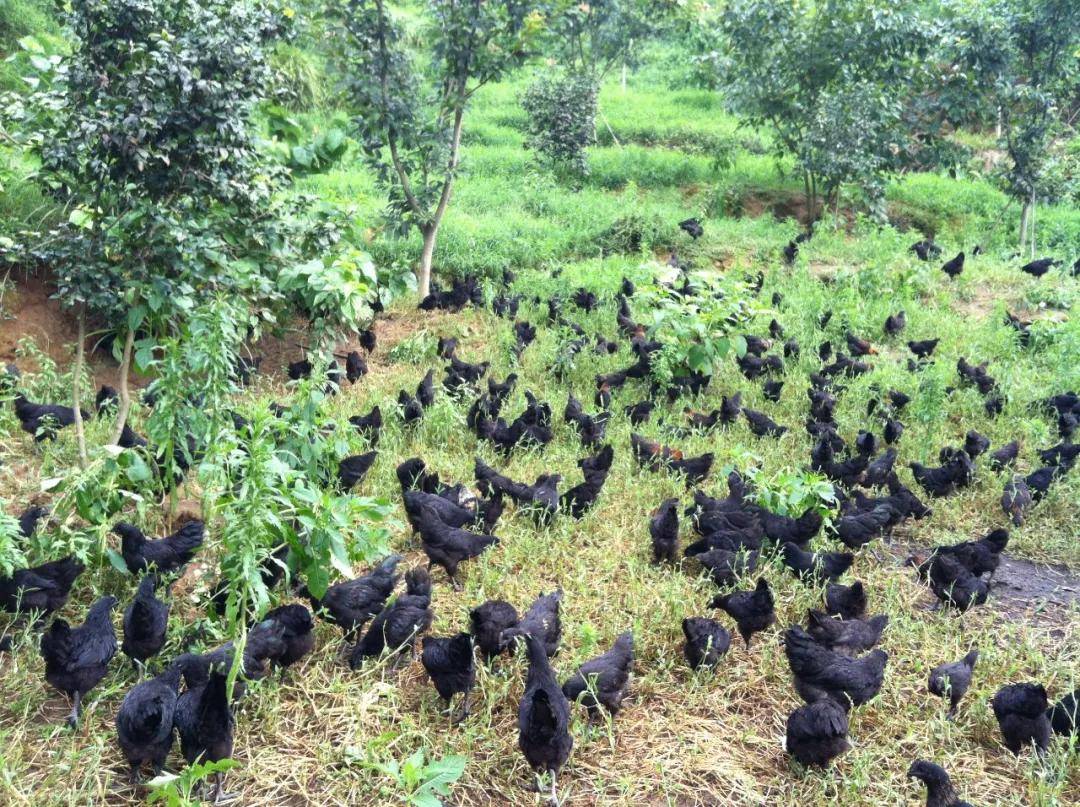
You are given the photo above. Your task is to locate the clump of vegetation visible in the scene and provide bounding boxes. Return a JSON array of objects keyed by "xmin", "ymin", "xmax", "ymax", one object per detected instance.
[{"xmin": 521, "ymin": 73, "xmax": 598, "ymax": 178}]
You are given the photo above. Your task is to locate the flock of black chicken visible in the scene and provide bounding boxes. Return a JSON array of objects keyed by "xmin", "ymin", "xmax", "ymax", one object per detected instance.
[{"xmin": 1, "ymin": 226, "xmax": 1079, "ymax": 805}]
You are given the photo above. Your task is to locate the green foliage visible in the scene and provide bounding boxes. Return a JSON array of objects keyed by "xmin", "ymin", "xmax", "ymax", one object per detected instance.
[
  {"xmin": 370, "ymin": 748, "xmax": 467, "ymax": 807},
  {"xmin": 521, "ymin": 72, "xmax": 598, "ymax": 177},
  {"xmin": 946, "ymin": 0, "xmax": 1080, "ymax": 207},
  {"xmin": 147, "ymin": 759, "xmax": 237, "ymax": 807},
  {"xmin": 265, "ymin": 106, "xmax": 350, "ymax": 174},
  {"xmin": 143, "ymin": 297, "xmax": 246, "ymax": 491},
  {"xmin": 640, "ymin": 274, "xmax": 759, "ymax": 384},
  {"xmin": 746, "ymin": 467, "xmax": 837, "ymax": 519},
  {"xmin": 270, "ymin": 41, "xmax": 328, "ymax": 112},
  {"xmin": 545, "ymin": 0, "xmax": 674, "ymax": 79},
  {"xmin": 0, "ymin": 505, "xmax": 27, "ymax": 576},
  {"xmin": 333, "ymin": 0, "xmax": 542, "ymax": 293},
  {"xmin": 720, "ymin": 0, "xmax": 932, "ymax": 220},
  {"xmin": 279, "ymin": 247, "xmax": 377, "ymax": 351},
  {"xmin": 597, "ymin": 208, "xmax": 669, "ymax": 254},
  {"xmin": 387, "ymin": 330, "xmax": 439, "ymax": 364},
  {"xmin": 200, "ymin": 381, "xmax": 393, "ymax": 622},
  {"xmin": 10, "ymin": 0, "xmax": 284, "ymax": 325}
]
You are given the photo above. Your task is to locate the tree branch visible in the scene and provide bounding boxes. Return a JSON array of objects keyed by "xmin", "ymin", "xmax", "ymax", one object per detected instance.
[{"xmin": 108, "ymin": 325, "xmax": 136, "ymax": 446}]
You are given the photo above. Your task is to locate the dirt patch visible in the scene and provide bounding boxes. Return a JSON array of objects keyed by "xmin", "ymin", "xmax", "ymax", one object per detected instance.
[
  {"xmin": 0, "ymin": 271, "xmax": 130, "ymax": 388},
  {"xmin": 890, "ymin": 541, "xmax": 1080, "ymax": 628},
  {"xmin": 734, "ymin": 189, "xmax": 813, "ymax": 227}
]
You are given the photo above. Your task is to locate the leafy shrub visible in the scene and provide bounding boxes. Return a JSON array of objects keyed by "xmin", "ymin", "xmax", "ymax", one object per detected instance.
[
  {"xmin": 641, "ymin": 275, "xmax": 760, "ymax": 385},
  {"xmin": 279, "ymin": 247, "xmax": 377, "ymax": 351},
  {"xmin": 747, "ymin": 468, "xmax": 837, "ymax": 519},
  {"xmin": 265, "ymin": 105, "xmax": 349, "ymax": 175},
  {"xmin": 521, "ymin": 73, "xmax": 598, "ymax": 177},
  {"xmin": 0, "ymin": 506, "xmax": 27, "ymax": 576},
  {"xmin": 366, "ymin": 748, "xmax": 466, "ymax": 807},
  {"xmin": 597, "ymin": 209, "xmax": 669, "ymax": 255},
  {"xmin": 202, "ymin": 387, "xmax": 394, "ymax": 623}
]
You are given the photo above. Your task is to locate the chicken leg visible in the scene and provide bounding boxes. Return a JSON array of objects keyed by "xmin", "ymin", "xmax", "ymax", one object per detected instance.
[{"xmin": 66, "ymin": 691, "xmax": 81, "ymax": 728}]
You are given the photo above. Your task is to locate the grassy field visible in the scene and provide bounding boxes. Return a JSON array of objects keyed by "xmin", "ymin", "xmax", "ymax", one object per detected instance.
[{"xmin": 2, "ymin": 52, "xmax": 1080, "ymax": 807}]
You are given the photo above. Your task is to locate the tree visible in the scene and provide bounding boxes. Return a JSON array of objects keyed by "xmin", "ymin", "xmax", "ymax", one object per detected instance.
[
  {"xmin": 720, "ymin": 0, "xmax": 931, "ymax": 224},
  {"xmin": 521, "ymin": 73, "xmax": 598, "ymax": 177},
  {"xmin": 947, "ymin": 0, "xmax": 1080, "ymax": 254},
  {"xmin": 545, "ymin": 0, "xmax": 673, "ymax": 82},
  {"xmin": 335, "ymin": 0, "xmax": 540, "ymax": 298},
  {"xmin": 17, "ymin": 0, "xmax": 284, "ymax": 448}
]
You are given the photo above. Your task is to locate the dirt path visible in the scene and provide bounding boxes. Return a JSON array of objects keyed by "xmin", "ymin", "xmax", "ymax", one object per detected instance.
[{"xmin": 887, "ymin": 539, "xmax": 1080, "ymax": 628}]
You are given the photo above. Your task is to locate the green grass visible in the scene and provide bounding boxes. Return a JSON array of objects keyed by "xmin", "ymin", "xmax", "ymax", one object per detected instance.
[{"xmin": 1, "ymin": 34, "xmax": 1080, "ymax": 807}]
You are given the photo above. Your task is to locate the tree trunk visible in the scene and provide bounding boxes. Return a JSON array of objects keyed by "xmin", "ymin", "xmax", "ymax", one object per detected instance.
[
  {"xmin": 1019, "ymin": 198, "xmax": 1031, "ymax": 253},
  {"xmin": 417, "ymin": 103, "xmax": 465, "ymax": 300},
  {"xmin": 417, "ymin": 224, "xmax": 437, "ymax": 300},
  {"xmin": 803, "ymin": 172, "xmax": 813, "ymax": 228},
  {"xmin": 72, "ymin": 308, "xmax": 88, "ymax": 468},
  {"xmin": 1029, "ymin": 188, "xmax": 1036, "ymax": 259},
  {"xmin": 108, "ymin": 327, "xmax": 135, "ymax": 446}
]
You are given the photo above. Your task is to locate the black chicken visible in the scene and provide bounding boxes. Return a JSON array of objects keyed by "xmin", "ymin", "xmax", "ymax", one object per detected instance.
[
  {"xmin": 926, "ymin": 553, "xmax": 988, "ymax": 611},
  {"xmin": 743, "ymin": 408, "xmax": 788, "ymax": 438},
  {"xmin": 469, "ymin": 599, "xmax": 519, "ymax": 662},
  {"xmin": 350, "ymin": 567, "xmax": 434, "ymax": 667},
  {"xmin": 305, "ymin": 554, "xmax": 403, "ymax": 639},
  {"xmin": 784, "ymin": 626, "xmax": 888, "ymax": 707},
  {"xmin": 263, "ymin": 604, "xmax": 315, "ymax": 668},
  {"xmin": 911, "ymin": 240, "xmax": 941, "ymax": 261},
  {"xmin": 710, "ymin": 578, "xmax": 775, "ymax": 649},
  {"xmin": 884, "ymin": 311, "xmax": 907, "ymax": 336},
  {"xmin": 40, "ymin": 595, "xmax": 118, "ymax": 726},
  {"xmin": 1000, "ymin": 476, "xmax": 1032, "ymax": 526},
  {"xmin": 908, "ymin": 760, "xmax": 973, "ymax": 807},
  {"xmin": 649, "ymin": 498, "xmax": 679, "ymax": 564},
  {"xmin": 833, "ymin": 505, "xmax": 892, "ymax": 549},
  {"xmin": 115, "ymin": 521, "xmax": 205, "ymax": 576},
  {"xmin": 910, "ymin": 451, "xmax": 974, "ymax": 498},
  {"xmin": 501, "ymin": 590, "xmax": 562, "ymax": 658},
  {"xmin": 115, "ymin": 659, "xmax": 184, "ymax": 781},
  {"xmin": 824, "ymin": 581, "xmax": 866, "ymax": 620},
  {"xmin": 13, "ymin": 395, "xmax": 88, "ymax": 441},
  {"xmin": 421, "ymin": 632, "xmax": 476, "ymax": 721},
  {"xmin": 927, "ymin": 528, "xmax": 1009, "ymax": 580},
  {"xmin": 122, "ymin": 575, "xmax": 170, "ymax": 665},
  {"xmin": 988, "ymin": 440, "xmax": 1019, "ymax": 470},
  {"xmin": 517, "ymin": 632, "xmax": 573, "ymax": 804},
  {"xmin": 624, "ymin": 400, "xmax": 654, "ymax": 425},
  {"xmin": 350, "ymin": 405, "xmax": 383, "ymax": 444},
  {"xmin": 992, "ymin": 682, "xmax": 1051, "ymax": 755},
  {"xmin": 785, "ymin": 698, "xmax": 850, "ymax": 768},
  {"xmin": 336, "ymin": 355, "xmax": 363, "ymax": 389},
  {"xmin": 0, "ymin": 555, "xmax": 84, "ymax": 616},
  {"xmin": 561, "ymin": 631, "xmax": 634, "ymax": 719},
  {"xmin": 175, "ymin": 663, "xmax": 234, "ymax": 801},
  {"xmin": 560, "ymin": 444, "xmax": 614, "ymax": 518},
  {"xmin": 1020, "ymin": 257, "xmax": 1056, "ymax": 277},
  {"xmin": 17, "ymin": 505, "xmax": 49, "ymax": 538},
  {"xmin": 678, "ymin": 217, "xmax": 704, "ymax": 239},
  {"xmin": 780, "ymin": 542, "xmax": 853, "ymax": 584},
  {"xmin": 338, "ymin": 451, "xmax": 378, "ymax": 491},
  {"xmin": 941, "ymin": 251, "xmax": 964, "ymax": 278},
  {"xmin": 414, "ymin": 503, "xmax": 499, "ymax": 589},
  {"xmin": 1048, "ymin": 689, "xmax": 1080, "ymax": 736},
  {"xmin": 928, "ymin": 649, "xmax": 978, "ymax": 718},
  {"xmin": 682, "ymin": 617, "xmax": 731, "ymax": 669},
  {"xmin": 806, "ymin": 611, "xmax": 887, "ymax": 656},
  {"xmin": 907, "ymin": 338, "xmax": 939, "ymax": 359}
]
